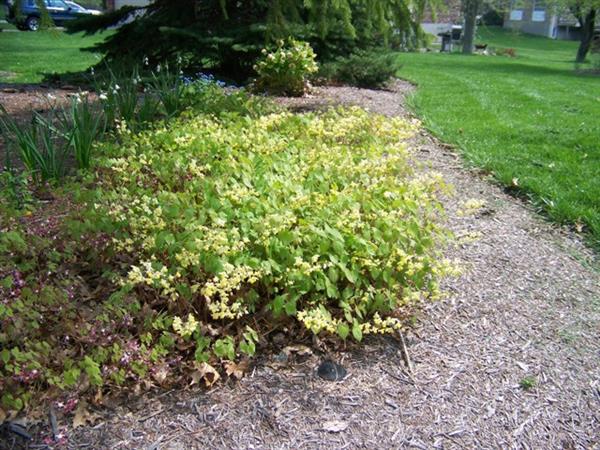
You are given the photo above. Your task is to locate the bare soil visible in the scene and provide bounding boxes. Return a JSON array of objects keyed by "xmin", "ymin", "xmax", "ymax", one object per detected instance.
[{"xmin": 1, "ymin": 81, "xmax": 599, "ymax": 450}]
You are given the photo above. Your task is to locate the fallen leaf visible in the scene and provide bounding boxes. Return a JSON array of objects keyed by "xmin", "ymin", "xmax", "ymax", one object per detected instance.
[
  {"xmin": 322, "ymin": 420, "xmax": 348, "ymax": 433},
  {"xmin": 223, "ymin": 360, "xmax": 249, "ymax": 380},
  {"xmin": 282, "ymin": 345, "xmax": 312, "ymax": 356},
  {"xmin": 72, "ymin": 401, "xmax": 98, "ymax": 429},
  {"xmin": 0, "ymin": 407, "xmax": 6, "ymax": 423},
  {"xmin": 152, "ymin": 365, "xmax": 169, "ymax": 384},
  {"xmin": 191, "ymin": 363, "xmax": 220, "ymax": 387},
  {"xmin": 92, "ymin": 389, "xmax": 103, "ymax": 405}
]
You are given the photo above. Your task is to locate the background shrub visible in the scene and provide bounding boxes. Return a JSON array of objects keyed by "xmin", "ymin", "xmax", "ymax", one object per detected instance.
[
  {"xmin": 254, "ymin": 39, "xmax": 318, "ymax": 96},
  {"xmin": 317, "ymin": 52, "xmax": 399, "ymax": 88}
]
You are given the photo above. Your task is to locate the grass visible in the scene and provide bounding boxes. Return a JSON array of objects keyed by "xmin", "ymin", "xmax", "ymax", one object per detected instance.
[
  {"xmin": 398, "ymin": 27, "xmax": 600, "ymax": 248},
  {"xmin": 0, "ymin": 29, "xmax": 107, "ymax": 83}
]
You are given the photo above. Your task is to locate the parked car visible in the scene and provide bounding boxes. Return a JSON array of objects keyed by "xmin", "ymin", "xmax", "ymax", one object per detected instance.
[
  {"xmin": 6, "ymin": 0, "xmax": 102, "ymax": 31},
  {"xmin": 64, "ymin": 1, "xmax": 101, "ymax": 15}
]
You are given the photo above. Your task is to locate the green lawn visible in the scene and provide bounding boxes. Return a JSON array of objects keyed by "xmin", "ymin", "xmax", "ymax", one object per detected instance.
[
  {"xmin": 398, "ymin": 27, "xmax": 600, "ymax": 247},
  {"xmin": 0, "ymin": 30, "xmax": 107, "ymax": 83}
]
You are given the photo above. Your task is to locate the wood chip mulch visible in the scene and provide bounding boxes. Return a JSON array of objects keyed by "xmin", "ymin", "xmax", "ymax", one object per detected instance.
[{"xmin": 1, "ymin": 82, "xmax": 599, "ymax": 450}]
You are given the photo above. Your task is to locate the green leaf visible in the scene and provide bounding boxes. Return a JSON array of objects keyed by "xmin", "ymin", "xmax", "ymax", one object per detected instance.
[
  {"xmin": 284, "ymin": 296, "xmax": 297, "ymax": 315},
  {"xmin": 337, "ymin": 322, "xmax": 350, "ymax": 340},
  {"xmin": 327, "ymin": 266, "xmax": 339, "ymax": 284},
  {"xmin": 271, "ymin": 295, "xmax": 286, "ymax": 316},
  {"xmin": 202, "ymin": 254, "xmax": 224, "ymax": 274},
  {"xmin": 0, "ymin": 349, "xmax": 10, "ymax": 364},
  {"xmin": 324, "ymin": 276, "xmax": 339, "ymax": 299},
  {"xmin": 239, "ymin": 339, "xmax": 256, "ymax": 356},
  {"xmin": 338, "ymin": 263, "xmax": 356, "ymax": 284},
  {"xmin": 195, "ymin": 335, "xmax": 212, "ymax": 362},
  {"xmin": 352, "ymin": 320, "xmax": 363, "ymax": 342},
  {"xmin": 213, "ymin": 337, "xmax": 235, "ymax": 360},
  {"xmin": 81, "ymin": 356, "xmax": 103, "ymax": 386},
  {"xmin": 63, "ymin": 367, "xmax": 81, "ymax": 387}
]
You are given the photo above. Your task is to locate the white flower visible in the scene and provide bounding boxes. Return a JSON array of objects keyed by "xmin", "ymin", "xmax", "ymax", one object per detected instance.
[
  {"xmin": 143, "ymin": 56, "xmax": 149, "ymax": 66},
  {"xmin": 99, "ymin": 92, "xmax": 108, "ymax": 101},
  {"xmin": 90, "ymin": 67, "xmax": 95, "ymax": 75},
  {"xmin": 156, "ymin": 64, "xmax": 161, "ymax": 73},
  {"xmin": 114, "ymin": 84, "xmax": 120, "ymax": 91}
]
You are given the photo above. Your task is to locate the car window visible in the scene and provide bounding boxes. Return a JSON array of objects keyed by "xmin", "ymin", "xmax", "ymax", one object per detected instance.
[{"xmin": 48, "ymin": 0, "xmax": 69, "ymax": 7}]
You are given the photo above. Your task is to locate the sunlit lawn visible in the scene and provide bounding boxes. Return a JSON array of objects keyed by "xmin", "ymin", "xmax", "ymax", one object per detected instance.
[
  {"xmin": 398, "ymin": 27, "xmax": 600, "ymax": 247},
  {"xmin": 0, "ymin": 29, "xmax": 107, "ymax": 83}
]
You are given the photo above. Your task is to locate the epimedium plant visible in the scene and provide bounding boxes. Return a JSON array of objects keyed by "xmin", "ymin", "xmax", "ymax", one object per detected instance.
[
  {"xmin": 0, "ymin": 83, "xmax": 457, "ymax": 416},
  {"xmin": 253, "ymin": 39, "xmax": 319, "ymax": 96},
  {"xmin": 85, "ymin": 106, "xmax": 456, "ymax": 358}
]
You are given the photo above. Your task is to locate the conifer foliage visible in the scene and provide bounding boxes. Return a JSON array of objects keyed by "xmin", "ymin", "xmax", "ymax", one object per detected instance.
[{"xmin": 68, "ymin": 0, "xmax": 432, "ymax": 80}]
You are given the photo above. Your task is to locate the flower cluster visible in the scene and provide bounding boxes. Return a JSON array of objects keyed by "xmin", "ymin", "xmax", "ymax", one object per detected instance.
[
  {"xmin": 201, "ymin": 264, "xmax": 263, "ymax": 320},
  {"xmin": 173, "ymin": 314, "xmax": 199, "ymax": 338},
  {"xmin": 181, "ymin": 72, "xmax": 227, "ymax": 88},
  {"xmin": 297, "ymin": 307, "xmax": 339, "ymax": 334},
  {"xmin": 125, "ymin": 261, "xmax": 180, "ymax": 300}
]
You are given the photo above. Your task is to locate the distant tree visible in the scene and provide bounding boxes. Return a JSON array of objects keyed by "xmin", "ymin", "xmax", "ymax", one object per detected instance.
[
  {"xmin": 569, "ymin": 1, "xmax": 598, "ymax": 63},
  {"xmin": 461, "ymin": 0, "xmax": 482, "ymax": 53}
]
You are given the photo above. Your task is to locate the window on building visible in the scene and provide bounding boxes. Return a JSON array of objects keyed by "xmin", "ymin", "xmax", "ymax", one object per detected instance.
[
  {"xmin": 532, "ymin": 0, "xmax": 546, "ymax": 22},
  {"xmin": 509, "ymin": 0, "xmax": 525, "ymax": 21}
]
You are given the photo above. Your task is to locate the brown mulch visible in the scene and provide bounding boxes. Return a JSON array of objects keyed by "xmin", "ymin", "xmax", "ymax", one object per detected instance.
[{"xmin": 2, "ymin": 82, "xmax": 600, "ymax": 450}]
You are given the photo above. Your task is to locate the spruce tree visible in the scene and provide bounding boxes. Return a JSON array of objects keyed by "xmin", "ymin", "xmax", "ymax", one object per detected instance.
[{"xmin": 68, "ymin": 0, "xmax": 436, "ymax": 80}]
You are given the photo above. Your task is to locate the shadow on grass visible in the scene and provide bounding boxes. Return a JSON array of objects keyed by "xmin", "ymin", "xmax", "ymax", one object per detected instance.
[{"xmin": 432, "ymin": 54, "xmax": 593, "ymax": 79}]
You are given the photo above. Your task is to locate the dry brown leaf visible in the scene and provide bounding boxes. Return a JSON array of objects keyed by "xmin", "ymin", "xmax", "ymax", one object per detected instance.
[
  {"xmin": 191, "ymin": 362, "xmax": 220, "ymax": 387},
  {"xmin": 224, "ymin": 360, "xmax": 249, "ymax": 380},
  {"xmin": 92, "ymin": 389, "xmax": 103, "ymax": 405},
  {"xmin": 0, "ymin": 407, "xmax": 6, "ymax": 423},
  {"xmin": 73, "ymin": 401, "xmax": 98, "ymax": 429},
  {"xmin": 322, "ymin": 420, "xmax": 349, "ymax": 433},
  {"xmin": 152, "ymin": 365, "xmax": 169, "ymax": 385},
  {"xmin": 282, "ymin": 344, "xmax": 312, "ymax": 356}
]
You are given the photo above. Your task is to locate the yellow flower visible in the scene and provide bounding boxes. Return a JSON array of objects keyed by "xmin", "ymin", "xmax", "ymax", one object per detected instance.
[{"xmin": 173, "ymin": 313, "xmax": 199, "ymax": 337}]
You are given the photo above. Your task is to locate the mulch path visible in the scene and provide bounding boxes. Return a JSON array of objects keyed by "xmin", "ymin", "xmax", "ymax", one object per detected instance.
[{"xmin": 1, "ymin": 82, "xmax": 599, "ymax": 450}]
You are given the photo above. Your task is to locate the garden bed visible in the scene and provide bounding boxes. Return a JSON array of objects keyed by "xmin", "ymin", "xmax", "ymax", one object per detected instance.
[{"xmin": 1, "ymin": 81, "xmax": 598, "ymax": 449}]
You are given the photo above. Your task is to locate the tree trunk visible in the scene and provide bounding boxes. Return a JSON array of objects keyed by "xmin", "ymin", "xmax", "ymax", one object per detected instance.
[
  {"xmin": 462, "ymin": 0, "xmax": 480, "ymax": 54},
  {"xmin": 575, "ymin": 8, "xmax": 597, "ymax": 63}
]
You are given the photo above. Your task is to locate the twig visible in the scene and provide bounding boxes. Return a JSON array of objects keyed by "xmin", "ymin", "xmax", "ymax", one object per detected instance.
[
  {"xmin": 398, "ymin": 330, "xmax": 414, "ymax": 374},
  {"xmin": 138, "ymin": 408, "xmax": 165, "ymax": 423},
  {"xmin": 381, "ymin": 368, "xmax": 414, "ymax": 386},
  {"xmin": 49, "ymin": 405, "xmax": 58, "ymax": 441}
]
